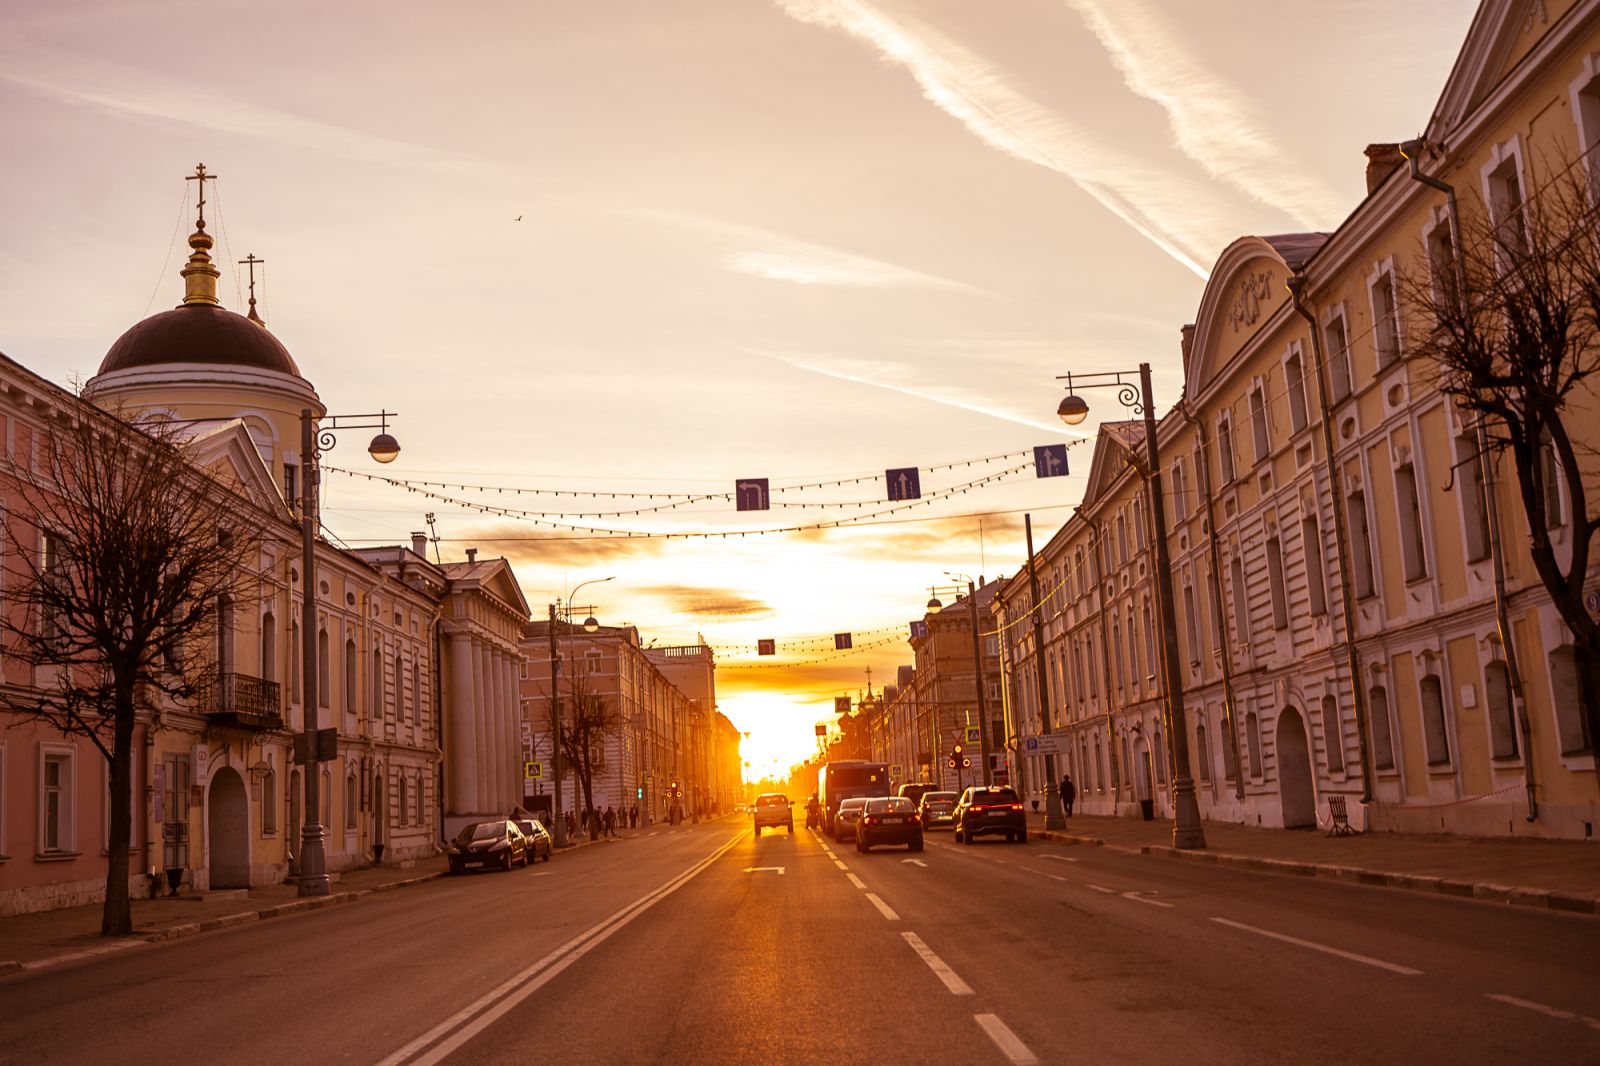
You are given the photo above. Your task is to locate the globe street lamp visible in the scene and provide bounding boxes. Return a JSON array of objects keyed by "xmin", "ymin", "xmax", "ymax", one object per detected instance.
[
  {"xmin": 547, "ymin": 576, "xmax": 613, "ymax": 847},
  {"xmin": 297, "ymin": 409, "xmax": 400, "ymax": 897},
  {"xmin": 1056, "ymin": 364, "xmax": 1206, "ymax": 850}
]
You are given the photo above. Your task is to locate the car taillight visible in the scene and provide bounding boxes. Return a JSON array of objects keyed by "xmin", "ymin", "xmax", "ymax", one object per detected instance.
[{"xmin": 1009, "ymin": 804, "xmax": 1023, "ymax": 811}]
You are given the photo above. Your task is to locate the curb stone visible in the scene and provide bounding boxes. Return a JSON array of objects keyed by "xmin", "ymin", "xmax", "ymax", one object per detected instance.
[{"xmin": 1132, "ymin": 841, "xmax": 1599, "ymax": 915}]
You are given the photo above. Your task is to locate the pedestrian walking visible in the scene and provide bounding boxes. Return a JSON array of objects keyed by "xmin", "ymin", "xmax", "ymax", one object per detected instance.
[
  {"xmin": 1060, "ymin": 773, "xmax": 1077, "ymax": 817},
  {"xmin": 630, "ymin": 803, "xmax": 639, "ymax": 828},
  {"xmin": 603, "ymin": 806, "xmax": 616, "ymax": 837}
]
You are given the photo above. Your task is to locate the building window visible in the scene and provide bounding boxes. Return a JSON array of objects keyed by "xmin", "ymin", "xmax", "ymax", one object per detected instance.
[
  {"xmin": 398, "ymin": 776, "xmax": 409, "ymax": 827},
  {"xmin": 372, "ymin": 647, "xmax": 383, "ymax": 717},
  {"xmin": 1221, "ymin": 712, "xmax": 1237, "ymax": 780},
  {"xmin": 261, "ymin": 767, "xmax": 277, "ymax": 836},
  {"xmin": 1420, "ymin": 674, "xmax": 1450, "ymax": 766},
  {"xmin": 317, "ymin": 629, "xmax": 330, "ymax": 707},
  {"xmin": 1370, "ymin": 685, "xmax": 1396, "ymax": 770},
  {"xmin": 1457, "ymin": 434, "xmax": 1491, "ymax": 562},
  {"xmin": 344, "ymin": 638, "xmax": 358, "ymax": 717},
  {"xmin": 284, "ymin": 463, "xmax": 297, "ymax": 506},
  {"xmin": 345, "ymin": 770, "xmax": 358, "ymax": 830},
  {"xmin": 412, "ymin": 661, "xmax": 423, "ymax": 732},
  {"xmin": 1141, "ymin": 601, "xmax": 1155, "ymax": 680},
  {"xmin": 1321, "ymin": 695, "xmax": 1344, "ymax": 774},
  {"xmin": 1116, "ymin": 513, "xmax": 1129, "ymax": 566},
  {"xmin": 41, "ymin": 748, "xmax": 74, "ymax": 853},
  {"xmin": 1092, "ymin": 737, "xmax": 1103, "ymax": 792},
  {"xmin": 1284, "ymin": 349, "xmax": 1309, "ymax": 434},
  {"xmin": 1265, "ymin": 536, "xmax": 1288, "ymax": 630},
  {"xmin": 394, "ymin": 654, "xmax": 405, "ymax": 721},
  {"xmin": 1303, "ymin": 517, "xmax": 1327, "ymax": 616},
  {"xmin": 1249, "ymin": 384, "xmax": 1270, "ymax": 464},
  {"xmin": 216, "ymin": 594, "xmax": 235, "ymax": 674},
  {"xmin": 1172, "ymin": 460, "xmax": 1188, "ymax": 521},
  {"xmin": 320, "ymin": 769, "xmax": 331, "ymax": 829},
  {"xmin": 1111, "ymin": 615, "xmax": 1125, "ymax": 694},
  {"xmin": 1550, "ymin": 646, "xmax": 1588, "ymax": 753},
  {"xmin": 39, "ymin": 529, "xmax": 63, "ymax": 643},
  {"xmin": 289, "ymin": 618, "xmax": 301, "ymax": 702},
  {"xmin": 1370, "ymin": 268, "xmax": 1401, "ymax": 369},
  {"xmin": 1485, "ymin": 661, "xmax": 1517, "ymax": 759},
  {"xmin": 1218, "ymin": 415, "xmax": 1236, "ymax": 483},
  {"xmin": 1539, "ymin": 429, "xmax": 1565, "ymax": 530},
  {"xmin": 1208, "ymin": 570, "xmax": 1224, "ymax": 652},
  {"xmin": 1395, "ymin": 462, "xmax": 1428, "ymax": 581},
  {"xmin": 1196, "ymin": 720, "xmax": 1211, "ymax": 784},
  {"xmin": 1485, "ymin": 150, "xmax": 1529, "ymax": 257},
  {"xmin": 1427, "ymin": 218, "xmax": 1459, "ymax": 312},
  {"xmin": 1182, "ymin": 578, "xmax": 1200, "ymax": 663},
  {"xmin": 1245, "ymin": 710, "xmax": 1263, "ymax": 779},
  {"xmin": 1230, "ymin": 556, "xmax": 1249, "ymax": 643},
  {"xmin": 1323, "ymin": 312, "xmax": 1352, "ymax": 402},
  {"xmin": 1347, "ymin": 490, "xmax": 1376, "ymax": 598},
  {"xmin": 586, "ymin": 650, "xmax": 603, "ymax": 675},
  {"xmin": 261, "ymin": 612, "xmax": 277, "ymax": 682},
  {"xmin": 1125, "ymin": 614, "xmax": 1139, "ymax": 687},
  {"xmin": 415, "ymin": 774, "xmax": 425, "ymax": 826}
]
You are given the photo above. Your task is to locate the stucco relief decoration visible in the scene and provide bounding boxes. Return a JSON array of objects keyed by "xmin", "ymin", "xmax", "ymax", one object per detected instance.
[
  {"xmin": 1524, "ymin": 1, "xmax": 1547, "ymax": 34},
  {"xmin": 1227, "ymin": 270, "xmax": 1275, "ymax": 333}
]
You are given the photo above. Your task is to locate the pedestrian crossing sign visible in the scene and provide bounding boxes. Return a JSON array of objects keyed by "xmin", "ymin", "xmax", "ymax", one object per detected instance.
[
  {"xmin": 524, "ymin": 761, "xmax": 543, "ymax": 780},
  {"xmin": 965, "ymin": 726, "xmax": 981, "ymax": 744}
]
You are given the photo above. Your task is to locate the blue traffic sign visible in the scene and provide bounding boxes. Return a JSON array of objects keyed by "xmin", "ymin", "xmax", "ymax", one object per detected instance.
[
  {"xmin": 1034, "ymin": 444, "xmax": 1069, "ymax": 478},
  {"xmin": 886, "ymin": 467, "xmax": 921, "ymax": 501}
]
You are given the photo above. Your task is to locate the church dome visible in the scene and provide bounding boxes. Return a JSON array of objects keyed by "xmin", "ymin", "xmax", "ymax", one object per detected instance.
[{"xmin": 100, "ymin": 303, "xmax": 302, "ymax": 377}]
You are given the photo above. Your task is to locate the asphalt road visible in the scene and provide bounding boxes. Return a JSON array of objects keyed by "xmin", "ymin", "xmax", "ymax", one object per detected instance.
[{"xmin": 3, "ymin": 819, "xmax": 1598, "ymax": 1065}]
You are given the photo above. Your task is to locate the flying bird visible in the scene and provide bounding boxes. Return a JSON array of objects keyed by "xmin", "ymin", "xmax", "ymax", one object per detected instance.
[{"xmin": 514, "ymin": 214, "xmax": 523, "ymax": 221}]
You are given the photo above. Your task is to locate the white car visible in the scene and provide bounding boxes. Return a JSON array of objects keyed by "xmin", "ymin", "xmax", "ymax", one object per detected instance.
[{"xmin": 752, "ymin": 793, "xmax": 793, "ymax": 835}]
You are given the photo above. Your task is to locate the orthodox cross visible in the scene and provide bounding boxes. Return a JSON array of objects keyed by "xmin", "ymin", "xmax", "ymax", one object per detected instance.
[
  {"xmin": 186, "ymin": 163, "xmax": 217, "ymax": 227},
  {"xmin": 239, "ymin": 253, "xmax": 265, "ymax": 322}
]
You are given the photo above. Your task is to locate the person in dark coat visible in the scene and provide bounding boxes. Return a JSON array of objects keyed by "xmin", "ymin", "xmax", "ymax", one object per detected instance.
[
  {"xmin": 603, "ymin": 806, "xmax": 616, "ymax": 837},
  {"xmin": 1060, "ymin": 774, "xmax": 1077, "ymax": 817}
]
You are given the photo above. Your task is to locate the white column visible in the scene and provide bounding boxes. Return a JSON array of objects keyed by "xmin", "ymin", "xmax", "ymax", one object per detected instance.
[
  {"xmin": 469, "ymin": 639, "xmax": 488, "ymax": 811},
  {"xmin": 501, "ymin": 651, "xmax": 519, "ymax": 806},
  {"xmin": 447, "ymin": 633, "xmax": 476, "ymax": 813},
  {"xmin": 491, "ymin": 648, "xmax": 509, "ymax": 810}
]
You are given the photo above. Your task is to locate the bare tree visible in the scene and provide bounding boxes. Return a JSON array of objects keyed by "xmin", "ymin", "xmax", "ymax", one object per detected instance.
[
  {"xmin": 557, "ymin": 667, "xmax": 621, "ymax": 830},
  {"xmin": 0, "ymin": 412, "xmax": 258, "ymax": 935},
  {"xmin": 1400, "ymin": 154, "xmax": 1600, "ymax": 770}
]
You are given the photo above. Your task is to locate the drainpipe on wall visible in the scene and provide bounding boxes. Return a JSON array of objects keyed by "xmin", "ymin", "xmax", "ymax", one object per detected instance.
[
  {"xmin": 1287, "ymin": 275, "xmax": 1376, "ymax": 805},
  {"xmin": 1079, "ymin": 509, "xmax": 1122, "ymax": 808},
  {"xmin": 1400, "ymin": 140, "xmax": 1537, "ymax": 821},
  {"xmin": 1181, "ymin": 405, "xmax": 1247, "ymax": 801}
]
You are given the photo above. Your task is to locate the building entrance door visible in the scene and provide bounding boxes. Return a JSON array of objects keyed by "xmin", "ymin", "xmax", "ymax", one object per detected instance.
[
  {"xmin": 208, "ymin": 766, "xmax": 250, "ymax": 888},
  {"xmin": 1276, "ymin": 707, "xmax": 1316, "ymax": 828}
]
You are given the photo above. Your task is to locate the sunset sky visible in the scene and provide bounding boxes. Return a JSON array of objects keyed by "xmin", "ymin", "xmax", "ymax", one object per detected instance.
[{"xmin": 1, "ymin": 0, "xmax": 1476, "ymax": 780}]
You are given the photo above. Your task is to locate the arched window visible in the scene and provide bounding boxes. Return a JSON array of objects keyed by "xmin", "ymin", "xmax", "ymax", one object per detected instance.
[
  {"xmin": 394, "ymin": 653, "xmax": 406, "ymax": 722},
  {"xmin": 261, "ymin": 612, "xmax": 276, "ymax": 683},
  {"xmin": 414, "ymin": 773, "xmax": 424, "ymax": 826},
  {"xmin": 1245, "ymin": 711, "xmax": 1263, "ymax": 779},
  {"xmin": 317, "ymin": 628, "xmax": 330, "ymax": 707},
  {"xmin": 1370, "ymin": 686, "xmax": 1395, "ymax": 769},
  {"xmin": 1321, "ymin": 695, "xmax": 1344, "ymax": 773},
  {"xmin": 398, "ymin": 776, "xmax": 409, "ymax": 827},
  {"xmin": 1420, "ymin": 675, "xmax": 1450, "ymax": 765},
  {"xmin": 261, "ymin": 767, "xmax": 277, "ymax": 835},
  {"xmin": 1153, "ymin": 728, "xmax": 1167, "ymax": 785},
  {"xmin": 1222, "ymin": 711, "xmax": 1237, "ymax": 780},
  {"xmin": 1196, "ymin": 721, "xmax": 1211, "ymax": 783},
  {"xmin": 345, "ymin": 769, "xmax": 357, "ymax": 829},
  {"xmin": 320, "ymin": 768, "xmax": 331, "ymax": 828},
  {"xmin": 1550, "ymin": 647, "xmax": 1588, "ymax": 753},
  {"xmin": 412, "ymin": 661, "xmax": 423, "ymax": 732},
  {"xmin": 344, "ymin": 638, "xmax": 357, "ymax": 718},
  {"xmin": 216, "ymin": 594, "xmax": 234, "ymax": 673},
  {"xmin": 1092, "ymin": 736, "xmax": 1103, "ymax": 792},
  {"xmin": 372, "ymin": 647, "xmax": 383, "ymax": 717},
  {"xmin": 1485, "ymin": 661, "xmax": 1517, "ymax": 759},
  {"xmin": 289, "ymin": 618, "xmax": 301, "ymax": 701}
]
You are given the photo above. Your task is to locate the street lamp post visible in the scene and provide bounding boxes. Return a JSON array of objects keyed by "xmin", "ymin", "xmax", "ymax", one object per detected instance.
[
  {"xmin": 297, "ymin": 409, "xmax": 400, "ymax": 897},
  {"xmin": 926, "ymin": 578, "xmax": 994, "ymax": 788},
  {"xmin": 1058, "ymin": 364, "xmax": 1206, "ymax": 850},
  {"xmin": 547, "ymin": 577, "xmax": 612, "ymax": 847}
]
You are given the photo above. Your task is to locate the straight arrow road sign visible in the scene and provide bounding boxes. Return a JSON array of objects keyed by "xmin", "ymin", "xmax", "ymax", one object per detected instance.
[
  {"xmin": 743, "ymin": 867, "xmax": 786, "ymax": 875},
  {"xmin": 901, "ymin": 859, "xmax": 928, "ymax": 867}
]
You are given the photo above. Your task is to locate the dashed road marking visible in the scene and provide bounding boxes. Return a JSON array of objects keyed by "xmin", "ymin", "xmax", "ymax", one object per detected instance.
[
  {"xmin": 1086, "ymin": 884, "xmax": 1115, "ymax": 894},
  {"xmin": 845, "ymin": 872, "xmax": 866, "ymax": 890},
  {"xmin": 1040, "ymin": 854, "xmax": 1077, "ymax": 863},
  {"xmin": 901, "ymin": 932, "xmax": 974, "ymax": 996},
  {"xmin": 974, "ymin": 1013, "xmax": 1039, "ymax": 1065},
  {"xmin": 1485, "ymin": 993, "xmax": 1600, "ymax": 1031},
  {"xmin": 1210, "ymin": 917, "xmax": 1423, "ymax": 976},
  {"xmin": 833, "ymin": 859, "xmax": 848, "ymax": 871},
  {"xmin": 865, "ymin": 893, "xmax": 900, "ymax": 921},
  {"xmin": 1122, "ymin": 891, "xmax": 1174, "ymax": 908},
  {"xmin": 1048, "ymin": 874, "xmax": 1068, "ymax": 882}
]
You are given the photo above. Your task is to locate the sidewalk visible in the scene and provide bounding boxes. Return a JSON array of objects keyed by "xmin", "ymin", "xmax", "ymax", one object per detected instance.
[
  {"xmin": 0, "ymin": 831, "xmax": 625, "ymax": 975},
  {"xmin": 1025, "ymin": 811, "xmax": 1600, "ymax": 914}
]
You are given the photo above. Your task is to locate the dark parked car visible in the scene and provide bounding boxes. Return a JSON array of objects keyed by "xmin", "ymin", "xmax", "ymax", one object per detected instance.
[
  {"xmin": 448, "ymin": 820, "xmax": 529, "ymax": 873},
  {"xmin": 833, "ymin": 797, "xmax": 869, "ymax": 843},
  {"xmin": 953, "ymin": 786, "xmax": 1027, "ymax": 844},
  {"xmin": 515, "ymin": 818, "xmax": 553, "ymax": 863},
  {"xmin": 856, "ymin": 797, "xmax": 923, "ymax": 853},
  {"xmin": 917, "ymin": 790, "xmax": 958, "ymax": 829}
]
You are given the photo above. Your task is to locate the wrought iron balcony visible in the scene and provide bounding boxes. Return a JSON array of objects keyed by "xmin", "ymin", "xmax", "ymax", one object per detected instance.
[{"xmin": 203, "ymin": 671, "xmax": 284, "ymax": 730}]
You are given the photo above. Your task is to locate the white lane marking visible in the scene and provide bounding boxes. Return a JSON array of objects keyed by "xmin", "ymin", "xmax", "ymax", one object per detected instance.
[
  {"xmin": 744, "ymin": 866, "xmax": 786, "ymax": 875},
  {"xmin": 1122, "ymin": 891, "xmax": 1175, "ymax": 908},
  {"xmin": 529, "ymin": 871, "xmax": 552, "ymax": 877},
  {"xmin": 974, "ymin": 1013, "xmax": 1040, "ymax": 1065},
  {"xmin": 902, "ymin": 858, "xmax": 928, "ymax": 867},
  {"xmin": 833, "ymin": 859, "xmax": 849, "ymax": 871},
  {"xmin": 845, "ymin": 872, "xmax": 867, "ymax": 890},
  {"xmin": 901, "ymin": 931, "xmax": 974, "ymax": 996},
  {"xmin": 1210, "ymin": 917, "xmax": 1423, "ymax": 976},
  {"xmin": 1087, "ymin": 884, "xmax": 1115, "ymax": 894},
  {"xmin": 866, "ymin": 893, "xmax": 900, "ymax": 921},
  {"xmin": 1485, "ymin": 993, "xmax": 1600, "ymax": 1031},
  {"xmin": 1048, "ymin": 874, "xmax": 1068, "ymax": 882},
  {"xmin": 380, "ymin": 830, "xmax": 748, "ymax": 1066},
  {"xmin": 1041, "ymin": 854, "xmax": 1078, "ymax": 863}
]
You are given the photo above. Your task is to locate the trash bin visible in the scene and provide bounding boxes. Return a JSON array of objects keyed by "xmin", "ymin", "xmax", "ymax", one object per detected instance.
[{"xmin": 1138, "ymin": 799, "xmax": 1154, "ymax": 821}]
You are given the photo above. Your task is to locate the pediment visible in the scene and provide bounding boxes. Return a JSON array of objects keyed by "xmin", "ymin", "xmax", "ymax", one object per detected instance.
[
  {"xmin": 1185, "ymin": 235, "xmax": 1323, "ymax": 402},
  {"xmin": 1427, "ymin": 0, "xmax": 1579, "ymax": 140},
  {"xmin": 481, "ymin": 560, "xmax": 531, "ymax": 618},
  {"xmin": 180, "ymin": 419, "xmax": 291, "ymax": 521},
  {"xmin": 1080, "ymin": 421, "xmax": 1143, "ymax": 507}
]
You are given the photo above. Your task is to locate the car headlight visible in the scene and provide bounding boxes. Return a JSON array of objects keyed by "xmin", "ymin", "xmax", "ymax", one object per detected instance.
[{"xmin": 489, "ymin": 841, "xmax": 508, "ymax": 850}]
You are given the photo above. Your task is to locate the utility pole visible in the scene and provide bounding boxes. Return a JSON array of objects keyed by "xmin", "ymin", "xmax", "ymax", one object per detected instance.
[
  {"xmin": 966, "ymin": 579, "xmax": 993, "ymax": 787},
  {"xmin": 547, "ymin": 604, "xmax": 567, "ymax": 847},
  {"xmin": 1026, "ymin": 515, "xmax": 1065, "ymax": 830}
]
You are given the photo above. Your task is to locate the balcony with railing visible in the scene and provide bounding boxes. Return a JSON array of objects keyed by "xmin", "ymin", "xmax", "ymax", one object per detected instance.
[{"xmin": 203, "ymin": 671, "xmax": 284, "ymax": 731}]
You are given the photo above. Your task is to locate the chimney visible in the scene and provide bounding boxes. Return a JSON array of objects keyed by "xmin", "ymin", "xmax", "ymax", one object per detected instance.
[
  {"xmin": 1364, "ymin": 143, "xmax": 1405, "ymax": 195},
  {"xmin": 410, "ymin": 531, "xmax": 428, "ymax": 557},
  {"xmin": 1180, "ymin": 323, "xmax": 1196, "ymax": 362},
  {"xmin": 465, "ymin": 547, "xmax": 478, "ymax": 564}
]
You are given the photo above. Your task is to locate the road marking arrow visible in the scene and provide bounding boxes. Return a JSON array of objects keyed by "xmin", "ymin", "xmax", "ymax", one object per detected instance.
[
  {"xmin": 901, "ymin": 859, "xmax": 928, "ymax": 867},
  {"xmin": 743, "ymin": 866, "xmax": 786, "ymax": 874}
]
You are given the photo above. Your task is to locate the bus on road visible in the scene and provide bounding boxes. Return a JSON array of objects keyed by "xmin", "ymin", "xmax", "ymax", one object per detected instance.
[{"xmin": 818, "ymin": 760, "xmax": 889, "ymax": 833}]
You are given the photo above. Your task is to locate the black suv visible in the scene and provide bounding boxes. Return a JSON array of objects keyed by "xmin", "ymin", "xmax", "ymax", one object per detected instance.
[{"xmin": 952, "ymin": 786, "xmax": 1027, "ymax": 844}]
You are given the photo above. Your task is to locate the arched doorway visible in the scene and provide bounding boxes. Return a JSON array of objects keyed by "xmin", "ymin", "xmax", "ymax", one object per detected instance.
[
  {"xmin": 288, "ymin": 769, "xmax": 302, "ymax": 873},
  {"xmin": 208, "ymin": 766, "xmax": 250, "ymax": 888},
  {"xmin": 1276, "ymin": 707, "xmax": 1316, "ymax": 828}
]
